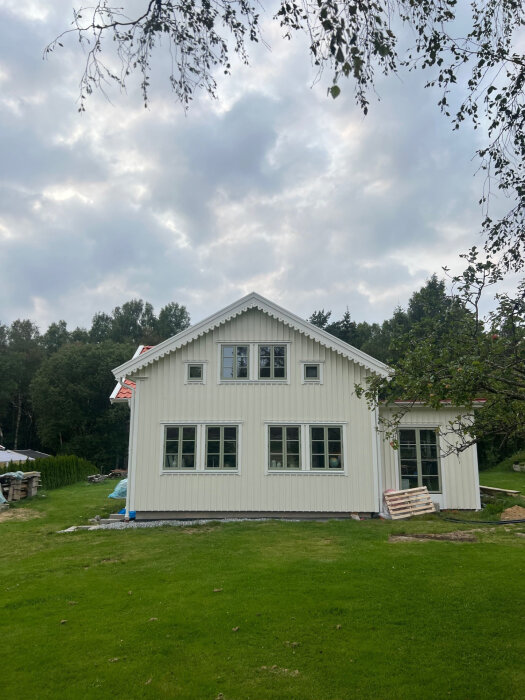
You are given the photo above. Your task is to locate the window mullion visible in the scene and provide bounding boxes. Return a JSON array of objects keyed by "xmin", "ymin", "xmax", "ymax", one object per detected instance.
[
  {"xmin": 283, "ymin": 426, "xmax": 287, "ymax": 469},
  {"xmin": 220, "ymin": 426, "xmax": 224, "ymax": 469}
]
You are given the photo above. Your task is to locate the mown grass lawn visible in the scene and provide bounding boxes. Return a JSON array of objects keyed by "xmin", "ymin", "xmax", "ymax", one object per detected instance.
[
  {"xmin": 1, "ymin": 482, "xmax": 524, "ymax": 700},
  {"xmin": 479, "ymin": 450, "xmax": 525, "ymax": 493}
]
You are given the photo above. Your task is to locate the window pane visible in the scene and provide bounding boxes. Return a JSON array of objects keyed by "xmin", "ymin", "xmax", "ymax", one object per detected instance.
[
  {"xmin": 207, "ymin": 441, "xmax": 220, "ymax": 454},
  {"xmin": 183, "ymin": 427, "xmax": 195, "ymax": 440},
  {"xmin": 400, "ymin": 460, "xmax": 418, "ymax": 476},
  {"xmin": 305, "ymin": 365, "xmax": 318, "ymax": 378},
  {"xmin": 224, "ymin": 427, "xmax": 237, "ymax": 441},
  {"xmin": 166, "ymin": 427, "xmax": 179, "ymax": 440},
  {"xmin": 223, "ymin": 441, "xmax": 236, "ymax": 454},
  {"xmin": 165, "ymin": 454, "xmax": 178, "ymax": 469},
  {"xmin": 189, "ymin": 365, "xmax": 202, "ymax": 379},
  {"xmin": 420, "ymin": 443, "xmax": 437, "ymax": 459},
  {"xmin": 222, "ymin": 361, "xmax": 234, "ymax": 379},
  {"xmin": 311, "ymin": 427, "xmax": 324, "ymax": 441},
  {"xmin": 260, "ymin": 366, "xmax": 271, "ymax": 378},
  {"xmin": 286, "ymin": 440, "xmax": 300, "ymax": 454},
  {"xmin": 401, "ymin": 475, "xmax": 418, "ymax": 489},
  {"xmin": 312, "ymin": 454, "xmax": 325, "ymax": 469},
  {"xmin": 223, "ymin": 454, "xmax": 236, "ymax": 469},
  {"xmin": 311, "ymin": 441, "xmax": 324, "ymax": 454},
  {"xmin": 286, "ymin": 427, "xmax": 299, "ymax": 440},
  {"xmin": 270, "ymin": 440, "xmax": 283, "ymax": 452},
  {"xmin": 259, "ymin": 346, "xmax": 271, "ymax": 357},
  {"xmin": 208, "ymin": 427, "xmax": 220, "ymax": 440},
  {"xmin": 328, "ymin": 441, "xmax": 341, "ymax": 454},
  {"xmin": 222, "ymin": 346, "xmax": 234, "ymax": 358},
  {"xmin": 181, "ymin": 454, "xmax": 194, "ymax": 469},
  {"xmin": 399, "ymin": 429, "xmax": 416, "ymax": 444},
  {"xmin": 421, "ymin": 460, "xmax": 439, "ymax": 476},
  {"xmin": 273, "ymin": 346, "xmax": 285, "ymax": 357},
  {"xmin": 274, "ymin": 356, "xmax": 285, "ymax": 368},
  {"xmin": 420, "ymin": 429, "xmax": 437, "ymax": 444},
  {"xmin": 269, "ymin": 426, "xmax": 282, "ymax": 440},
  {"xmin": 273, "ymin": 367, "xmax": 285, "ymax": 378},
  {"xmin": 207, "ymin": 454, "xmax": 220, "ymax": 469},
  {"xmin": 328, "ymin": 455, "xmax": 342, "ymax": 469},
  {"xmin": 400, "ymin": 444, "xmax": 417, "ymax": 460},
  {"xmin": 165, "ymin": 440, "xmax": 178, "ymax": 453},
  {"xmin": 327, "ymin": 427, "xmax": 341, "ymax": 441},
  {"xmin": 423, "ymin": 476, "xmax": 440, "ymax": 492},
  {"xmin": 182, "ymin": 441, "xmax": 195, "ymax": 455},
  {"xmin": 270, "ymin": 454, "xmax": 284, "ymax": 468},
  {"xmin": 286, "ymin": 454, "xmax": 300, "ymax": 469}
]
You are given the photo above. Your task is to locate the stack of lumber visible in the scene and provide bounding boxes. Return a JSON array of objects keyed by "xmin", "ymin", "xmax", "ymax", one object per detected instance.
[
  {"xmin": 109, "ymin": 469, "xmax": 127, "ymax": 479},
  {"xmin": 384, "ymin": 486, "xmax": 436, "ymax": 520},
  {"xmin": 0, "ymin": 471, "xmax": 41, "ymax": 502},
  {"xmin": 87, "ymin": 474, "xmax": 109, "ymax": 483}
]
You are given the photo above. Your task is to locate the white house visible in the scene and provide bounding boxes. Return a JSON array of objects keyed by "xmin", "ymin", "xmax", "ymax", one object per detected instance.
[{"xmin": 111, "ymin": 292, "xmax": 481, "ymax": 520}]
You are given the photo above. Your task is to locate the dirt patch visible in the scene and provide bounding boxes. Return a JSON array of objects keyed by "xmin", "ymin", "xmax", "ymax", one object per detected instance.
[
  {"xmin": 500, "ymin": 506, "xmax": 525, "ymax": 521},
  {"xmin": 0, "ymin": 508, "xmax": 42, "ymax": 523},
  {"xmin": 389, "ymin": 531, "xmax": 477, "ymax": 543}
]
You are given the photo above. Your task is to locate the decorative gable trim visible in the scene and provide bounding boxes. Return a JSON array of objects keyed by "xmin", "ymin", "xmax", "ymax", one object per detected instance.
[{"xmin": 112, "ymin": 292, "xmax": 390, "ymax": 380}]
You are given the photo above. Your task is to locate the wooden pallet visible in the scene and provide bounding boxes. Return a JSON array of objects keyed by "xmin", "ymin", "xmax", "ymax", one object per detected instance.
[
  {"xmin": 0, "ymin": 471, "xmax": 42, "ymax": 502},
  {"xmin": 384, "ymin": 486, "xmax": 436, "ymax": 520}
]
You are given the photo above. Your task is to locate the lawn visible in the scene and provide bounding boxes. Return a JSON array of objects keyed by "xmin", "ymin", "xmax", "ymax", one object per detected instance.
[
  {"xmin": 1, "ymin": 482, "xmax": 524, "ymax": 700},
  {"xmin": 479, "ymin": 450, "xmax": 525, "ymax": 492}
]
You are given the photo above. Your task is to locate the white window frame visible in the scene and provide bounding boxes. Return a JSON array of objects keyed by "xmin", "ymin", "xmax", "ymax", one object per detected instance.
[
  {"xmin": 264, "ymin": 422, "xmax": 347, "ymax": 475},
  {"xmin": 257, "ymin": 344, "xmax": 288, "ymax": 381},
  {"xmin": 398, "ymin": 426, "xmax": 442, "ymax": 493},
  {"xmin": 183, "ymin": 361, "xmax": 207, "ymax": 385},
  {"xmin": 160, "ymin": 421, "xmax": 242, "ymax": 474},
  {"xmin": 300, "ymin": 361, "xmax": 324, "ymax": 384},
  {"xmin": 216, "ymin": 342, "xmax": 291, "ymax": 384}
]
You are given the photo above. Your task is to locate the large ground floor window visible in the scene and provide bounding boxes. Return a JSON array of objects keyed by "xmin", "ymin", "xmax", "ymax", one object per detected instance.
[
  {"xmin": 399, "ymin": 428, "xmax": 441, "ymax": 493},
  {"xmin": 163, "ymin": 424, "xmax": 239, "ymax": 472},
  {"xmin": 267, "ymin": 424, "xmax": 344, "ymax": 472}
]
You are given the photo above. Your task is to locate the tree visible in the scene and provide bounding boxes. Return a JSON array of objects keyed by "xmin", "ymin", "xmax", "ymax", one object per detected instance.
[
  {"xmin": 47, "ymin": 1, "xmax": 525, "ymax": 270},
  {"xmin": 356, "ymin": 252, "xmax": 525, "ymax": 454},
  {"xmin": 157, "ymin": 302, "xmax": 191, "ymax": 340},
  {"xmin": 0, "ymin": 320, "xmax": 44, "ymax": 449},
  {"xmin": 42, "ymin": 320, "xmax": 70, "ymax": 355},
  {"xmin": 31, "ymin": 341, "xmax": 135, "ymax": 466}
]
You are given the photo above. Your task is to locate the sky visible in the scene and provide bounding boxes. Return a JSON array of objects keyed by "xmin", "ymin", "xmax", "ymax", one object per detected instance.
[{"xmin": 0, "ymin": 1, "xmax": 516, "ymax": 333}]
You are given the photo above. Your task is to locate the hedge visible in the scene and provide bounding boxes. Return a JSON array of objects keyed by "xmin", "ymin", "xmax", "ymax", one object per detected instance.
[{"xmin": 1, "ymin": 455, "xmax": 97, "ymax": 490}]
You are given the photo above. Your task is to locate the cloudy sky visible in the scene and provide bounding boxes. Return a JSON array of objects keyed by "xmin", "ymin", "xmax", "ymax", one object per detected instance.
[{"xmin": 0, "ymin": 1, "xmax": 513, "ymax": 333}]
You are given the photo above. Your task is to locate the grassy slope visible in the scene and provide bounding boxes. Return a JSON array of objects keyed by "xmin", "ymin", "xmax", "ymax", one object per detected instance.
[
  {"xmin": 479, "ymin": 450, "xmax": 525, "ymax": 492},
  {"xmin": 1, "ymin": 483, "xmax": 524, "ymax": 700}
]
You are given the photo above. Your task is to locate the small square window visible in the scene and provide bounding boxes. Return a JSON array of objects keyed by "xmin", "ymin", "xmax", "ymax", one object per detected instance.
[
  {"xmin": 304, "ymin": 364, "xmax": 319, "ymax": 380},
  {"xmin": 188, "ymin": 364, "xmax": 203, "ymax": 381}
]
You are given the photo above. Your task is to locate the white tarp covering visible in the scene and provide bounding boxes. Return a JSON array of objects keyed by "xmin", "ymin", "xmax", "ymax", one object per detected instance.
[{"xmin": 0, "ymin": 450, "xmax": 32, "ymax": 463}]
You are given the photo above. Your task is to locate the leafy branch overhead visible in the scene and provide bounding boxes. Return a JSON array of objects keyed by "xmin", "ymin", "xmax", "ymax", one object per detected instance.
[{"xmin": 47, "ymin": 1, "xmax": 525, "ymax": 270}]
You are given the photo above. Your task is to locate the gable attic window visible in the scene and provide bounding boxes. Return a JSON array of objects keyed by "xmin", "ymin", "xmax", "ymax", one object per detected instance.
[
  {"xmin": 221, "ymin": 345, "xmax": 249, "ymax": 380},
  {"xmin": 304, "ymin": 364, "xmax": 319, "ymax": 380},
  {"xmin": 258, "ymin": 345, "xmax": 286, "ymax": 379},
  {"xmin": 399, "ymin": 428, "xmax": 441, "ymax": 492}
]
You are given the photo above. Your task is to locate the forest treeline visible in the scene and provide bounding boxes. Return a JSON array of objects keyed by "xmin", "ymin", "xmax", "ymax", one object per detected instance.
[{"xmin": 0, "ymin": 278, "xmax": 519, "ymax": 468}]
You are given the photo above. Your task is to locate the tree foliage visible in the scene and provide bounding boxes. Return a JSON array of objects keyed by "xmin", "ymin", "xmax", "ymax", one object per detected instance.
[
  {"xmin": 47, "ymin": 1, "xmax": 525, "ymax": 270},
  {"xmin": 0, "ymin": 297, "xmax": 190, "ymax": 464},
  {"xmin": 355, "ymin": 254, "xmax": 525, "ymax": 454}
]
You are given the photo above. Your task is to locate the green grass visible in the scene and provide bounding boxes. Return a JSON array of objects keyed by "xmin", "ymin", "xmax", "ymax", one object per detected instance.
[
  {"xmin": 1, "ymin": 483, "xmax": 524, "ymax": 700},
  {"xmin": 479, "ymin": 449, "xmax": 525, "ymax": 492}
]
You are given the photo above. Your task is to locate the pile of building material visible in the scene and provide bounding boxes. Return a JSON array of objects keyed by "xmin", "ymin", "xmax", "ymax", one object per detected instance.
[
  {"xmin": 0, "ymin": 471, "xmax": 42, "ymax": 502},
  {"xmin": 384, "ymin": 486, "xmax": 436, "ymax": 520},
  {"xmin": 87, "ymin": 474, "xmax": 109, "ymax": 483}
]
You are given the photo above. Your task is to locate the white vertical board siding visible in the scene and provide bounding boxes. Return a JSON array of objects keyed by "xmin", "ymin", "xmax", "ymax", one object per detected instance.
[
  {"xmin": 132, "ymin": 309, "xmax": 378, "ymax": 513},
  {"xmin": 379, "ymin": 406, "xmax": 481, "ymax": 510}
]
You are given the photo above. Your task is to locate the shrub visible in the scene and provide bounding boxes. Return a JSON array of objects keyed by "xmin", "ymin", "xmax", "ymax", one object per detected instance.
[{"xmin": 0, "ymin": 455, "xmax": 97, "ymax": 489}]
